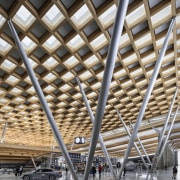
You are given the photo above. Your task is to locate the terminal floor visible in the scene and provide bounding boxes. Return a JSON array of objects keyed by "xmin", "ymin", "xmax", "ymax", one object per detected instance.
[{"xmin": 0, "ymin": 167, "xmax": 179, "ymax": 180}]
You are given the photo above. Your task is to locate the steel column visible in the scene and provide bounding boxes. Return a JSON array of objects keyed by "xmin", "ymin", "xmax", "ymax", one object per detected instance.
[
  {"xmin": 158, "ymin": 87, "xmax": 178, "ymax": 150},
  {"xmin": 156, "ymin": 106, "xmax": 178, "ymax": 166},
  {"xmin": 31, "ymin": 157, "xmax": 37, "ymax": 169},
  {"xmin": 49, "ymin": 153, "xmax": 53, "ymax": 168},
  {"xmin": 136, "ymin": 136, "xmax": 152, "ymax": 166},
  {"xmin": 8, "ymin": 20, "xmax": 78, "ymax": 180},
  {"xmin": 118, "ymin": 17, "xmax": 176, "ymax": 179},
  {"xmin": 76, "ymin": 77, "xmax": 116, "ymax": 179},
  {"xmin": 151, "ymin": 87, "xmax": 178, "ymax": 169},
  {"xmin": 116, "ymin": 110, "xmax": 148, "ymax": 169},
  {"xmin": 130, "ymin": 123, "xmax": 152, "ymax": 166},
  {"xmin": 83, "ymin": 1, "xmax": 129, "ymax": 179}
]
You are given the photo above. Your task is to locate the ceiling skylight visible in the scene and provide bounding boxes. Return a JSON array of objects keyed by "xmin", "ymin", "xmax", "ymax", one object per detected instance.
[
  {"xmin": 75, "ymin": 82, "xmax": 87, "ymax": 91},
  {"xmin": 156, "ymin": 33, "xmax": 173, "ymax": 49},
  {"xmin": 0, "ymin": 38, "xmax": 12, "ymax": 56},
  {"xmin": 99, "ymin": 4, "xmax": 117, "ymax": 28},
  {"xmin": 0, "ymin": 98, "xmax": 8, "ymax": 105},
  {"xmin": 79, "ymin": 70, "xmax": 92, "ymax": 80},
  {"xmin": 42, "ymin": 4, "xmax": 65, "ymax": 29},
  {"xmin": 130, "ymin": 68, "xmax": 143, "ymax": 77},
  {"xmin": 27, "ymin": 87, "xmax": 35, "ymax": 94},
  {"xmin": 45, "ymin": 95, "xmax": 54, "ymax": 101},
  {"xmin": 83, "ymin": 55, "xmax": 99, "ymax": 68},
  {"xmin": 71, "ymin": 4, "xmax": 93, "ymax": 28},
  {"xmin": 14, "ymin": 97, "xmax": 24, "ymax": 103},
  {"xmin": 0, "ymin": 14, "xmax": 6, "ymax": 28},
  {"xmin": 43, "ymin": 85, "xmax": 55, "ymax": 93},
  {"xmin": 86, "ymin": 92, "xmax": 96, "ymax": 99},
  {"xmin": 13, "ymin": 5, "xmax": 35, "ymax": 30},
  {"xmin": 2, "ymin": 105, "xmax": 13, "ymax": 111},
  {"xmin": 22, "ymin": 36, "xmax": 37, "ymax": 53},
  {"xmin": 66, "ymin": 34, "xmax": 85, "ymax": 51},
  {"xmin": 72, "ymin": 93, "xmax": 81, "ymax": 99},
  {"xmin": 0, "ymin": 89, "xmax": 6, "ymax": 96},
  {"xmin": 126, "ymin": 4, "xmax": 146, "ymax": 28},
  {"xmin": 28, "ymin": 96, "xmax": 38, "ymax": 103},
  {"xmin": 121, "ymin": 79, "xmax": 133, "ymax": 88},
  {"xmin": 43, "ymin": 73, "xmax": 56, "ymax": 82},
  {"xmin": 151, "ymin": 5, "xmax": 171, "ymax": 28},
  {"xmin": 43, "ymin": 57, "xmax": 58, "ymax": 70},
  {"xmin": 10, "ymin": 88, "xmax": 22, "ymax": 95},
  {"xmin": 60, "ymin": 84, "xmax": 71, "ymax": 92},
  {"xmin": 6, "ymin": 75, "xmax": 19, "ymax": 85},
  {"xmin": 1, "ymin": 59, "xmax": 16, "ymax": 72},
  {"xmin": 141, "ymin": 52, "xmax": 156, "ymax": 65},
  {"xmin": 96, "ymin": 71, "xmax": 104, "ymax": 80},
  {"xmin": 24, "ymin": 76, "xmax": 32, "ymax": 84},
  {"xmin": 113, "ymin": 69, "xmax": 126, "ymax": 79},
  {"xmin": 134, "ymin": 32, "xmax": 152, "ymax": 49},
  {"xmin": 90, "ymin": 34, "xmax": 108, "ymax": 50},
  {"xmin": 63, "ymin": 56, "xmax": 79, "ymax": 69},
  {"xmin": 122, "ymin": 53, "xmax": 138, "ymax": 66},
  {"xmin": 57, "ymin": 102, "xmax": 66, "ymax": 108},
  {"xmin": 58, "ymin": 94, "xmax": 68, "ymax": 100},
  {"xmin": 61, "ymin": 72, "xmax": 74, "ymax": 81},
  {"xmin": 22, "ymin": 58, "xmax": 38, "ymax": 69},
  {"xmin": 42, "ymin": 35, "xmax": 61, "ymax": 52},
  {"xmin": 119, "ymin": 33, "xmax": 130, "ymax": 49}
]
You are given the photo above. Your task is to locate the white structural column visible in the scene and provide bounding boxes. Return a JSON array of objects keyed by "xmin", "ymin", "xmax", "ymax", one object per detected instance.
[
  {"xmin": 136, "ymin": 136, "xmax": 152, "ymax": 166},
  {"xmin": 76, "ymin": 77, "xmax": 117, "ymax": 179},
  {"xmin": 116, "ymin": 110, "xmax": 148, "ymax": 169},
  {"xmin": 118, "ymin": 17, "xmax": 176, "ymax": 179},
  {"xmin": 130, "ymin": 123, "xmax": 152, "ymax": 166},
  {"xmin": 151, "ymin": 87, "xmax": 178, "ymax": 169},
  {"xmin": 8, "ymin": 20, "xmax": 78, "ymax": 180},
  {"xmin": 156, "ymin": 106, "xmax": 178, "ymax": 166},
  {"xmin": 157, "ymin": 87, "xmax": 178, "ymax": 151},
  {"xmin": 49, "ymin": 153, "xmax": 53, "ymax": 168},
  {"xmin": 83, "ymin": 1, "xmax": 129, "ymax": 179},
  {"xmin": 31, "ymin": 157, "xmax": 37, "ymax": 169}
]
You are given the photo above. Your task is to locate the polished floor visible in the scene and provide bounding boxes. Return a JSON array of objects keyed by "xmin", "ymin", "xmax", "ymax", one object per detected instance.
[{"xmin": 0, "ymin": 167, "xmax": 179, "ymax": 180}]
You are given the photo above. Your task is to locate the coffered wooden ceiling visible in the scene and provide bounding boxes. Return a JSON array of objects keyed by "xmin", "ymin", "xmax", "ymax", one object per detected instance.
[{"xmin": 0, "ymin": 0, "xmax": 180, "ymax": 160}]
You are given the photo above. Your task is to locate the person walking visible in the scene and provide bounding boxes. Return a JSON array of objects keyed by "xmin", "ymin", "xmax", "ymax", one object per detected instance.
[
  {"xmin": 19, "ymin": 166, "xmax": 23, "ymax": 176},
  {"xmin": 65, "ymin": 167, "xmax": 68, "ymax": 175},
  {"xmin": 172, "ymin": 166, "xmax": 177, "ymax": 179},
  {"xmin": 14, "ymin": 167, "xmax": 19, "ymax": 176},
  {"xmin": 123, "ymin": 167, "xmax": 127, "ymax": 176},
  {"xmin": 92, "ymin": 165, "xmax": 96, "ymax": 178},
  {"xmin": 98, "ymin": 164, "xmax": 102, "ymax": 177}
]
